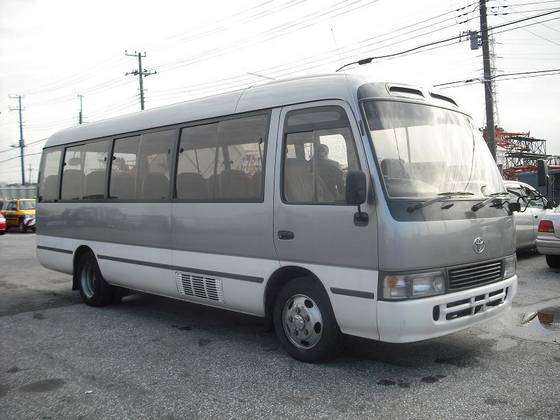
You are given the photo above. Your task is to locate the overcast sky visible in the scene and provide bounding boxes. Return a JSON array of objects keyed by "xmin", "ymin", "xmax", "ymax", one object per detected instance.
[{"xmin": 0, "ymin": 0, "xmax": 559, "ymax": 184}]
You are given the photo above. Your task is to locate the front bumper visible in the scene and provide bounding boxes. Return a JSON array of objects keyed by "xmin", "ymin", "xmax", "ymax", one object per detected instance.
[
  {"xmin": 536, "ymin": 238, "xmax": 560, "ymax": 255},
  {"xmin": 377, "ymin": 275, "xmax": 517, "ymax": 343}
]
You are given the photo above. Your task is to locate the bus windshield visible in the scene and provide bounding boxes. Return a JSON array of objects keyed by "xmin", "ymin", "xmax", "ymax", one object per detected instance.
[{"xmin": 364, "ymin": 101, "xmax": 505, "ymax": 199}]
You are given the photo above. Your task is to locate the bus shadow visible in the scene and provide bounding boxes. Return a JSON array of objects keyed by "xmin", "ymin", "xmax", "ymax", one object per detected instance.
[
  {"xmin": 516, "ymin": 248, "xmax": 541, "ymax": 261},
  {"xmin": 117, "ymin": 292, "xmax": 493, "ymax": 370}
]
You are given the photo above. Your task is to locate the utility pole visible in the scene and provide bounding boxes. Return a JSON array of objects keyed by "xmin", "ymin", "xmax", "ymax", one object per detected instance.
[
  {"xmin": 28, "ymin": 164, "xmax": 33, "ymax": 184},
  {"xmin": 479, "ymin": 0, "xmax": 497, "ymax": 161},
  {"xmin": 8, "ymin": 94, "xmax": 26, "ymax": 185},
  {"xmin": 78, "ymin": 94, "xmax": 84, "ymax": 124},
  {"xmin": 125, "ymin": 50, "xmax": 157, "ymax": 111}
]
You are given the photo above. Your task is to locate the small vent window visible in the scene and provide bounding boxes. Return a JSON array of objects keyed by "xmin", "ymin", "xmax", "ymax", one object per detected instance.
[
  {"xmin": 430, "ymin": 92, "xmax": 458, "ymax": 107},
  {"xmin": 388, "ymin": 86, "xmax": 424, "ymax": 100}
]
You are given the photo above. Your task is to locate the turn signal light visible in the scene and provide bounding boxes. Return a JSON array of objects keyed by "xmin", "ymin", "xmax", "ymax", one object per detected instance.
[{"xmin": 538, "ymin": 220, "xmax": 555, "ymax": 233}]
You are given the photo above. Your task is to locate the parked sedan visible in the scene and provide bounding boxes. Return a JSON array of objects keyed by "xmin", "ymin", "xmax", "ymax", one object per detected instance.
[
  {"xmin": 0, "ymin": 213, "xmax": 6, "ymax": 235},
  {"xmin": 504, "ymin": 180, "xmax": 553, "ymax": 250},
  {"xmin": 536, "ymin": 210, "xmax": 560, "ymax": 268}
]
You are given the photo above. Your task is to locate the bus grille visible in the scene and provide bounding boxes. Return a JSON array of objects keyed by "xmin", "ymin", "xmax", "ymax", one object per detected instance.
[
  {"xmin": 175, "ymin": 272, "xmax": 224, "ymax": 302},
  {"xmin": 448, "ymin": 260, "xmax": 503, "ymax": 290}
]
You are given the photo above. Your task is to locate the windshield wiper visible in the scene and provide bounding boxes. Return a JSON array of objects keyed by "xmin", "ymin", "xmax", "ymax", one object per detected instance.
[
  {"xmin": 407, "ymin": 191, "xmax": 475, "ymax": 213},
  {"xmin": 471, "ymin": 192, "xmax": 510, "ymax": 212}
]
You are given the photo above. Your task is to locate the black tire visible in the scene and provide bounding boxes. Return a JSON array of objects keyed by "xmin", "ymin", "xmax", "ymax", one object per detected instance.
[
  {"xmin": 77, "ymin": 252, "xmax": 116, "ymax": 306},
  {"xmin": 18, "ymin": 220, "xmax": 27, "ymax": 233},
  {"xmin": 0, "ymin": 231, "xmax": 5, "ymax": 235},
  {"xmin": 546, "ymin": 255, "xmax": 560, "ymax": 268},
  {"xmin": 273, "ymin": 277, "xmax": 341, "ymax": 362}
]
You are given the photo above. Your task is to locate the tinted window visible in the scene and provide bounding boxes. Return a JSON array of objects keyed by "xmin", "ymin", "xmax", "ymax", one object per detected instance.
[
  {"xmin": 282, "ymin": 107, "xmax": 360, "ymax": 204},
  {"xmin": 139, "ymin": 130, "xmax": 175, "ymax": 200},
  {"xmin": 61, "ymin": 140, "xmax": 109, "ymax": 200},
  {"xmin": 176, "ymin": 114, "xmax": 268, "ymax": 201},
  {"xmin": 110, "ymin": 136, "xmax": 139, "ymax": 199},
  {"xmin": 177, "ymin": 123, "xmax": 218, "ymax": 200},
  {"xmin": 38, "ymin": 149, "xmax": 62, "ymax": 202},
  {"xmin": 109, "ymin": 130, "xmax": 175, "ymax": 200}
]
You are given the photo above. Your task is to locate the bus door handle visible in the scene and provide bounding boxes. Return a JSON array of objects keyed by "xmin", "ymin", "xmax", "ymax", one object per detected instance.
[{"xmin": 278, "ymin": 230, "xmax": 295, "ymax": 240}]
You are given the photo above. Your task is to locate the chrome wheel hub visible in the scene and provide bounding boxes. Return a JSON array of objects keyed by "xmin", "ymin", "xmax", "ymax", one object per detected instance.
[
  {"xmin": 282, "ymin": 294, "xmax": 323, "ymax": 349},
  {"xmin": 80, "ymin": 264, "xmax": 97, "ymax": 299}
]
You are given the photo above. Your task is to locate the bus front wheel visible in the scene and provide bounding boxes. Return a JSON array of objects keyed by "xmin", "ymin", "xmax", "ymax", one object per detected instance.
[
  {"xmin": 78, "ymin": 252, "xmax": 116, "ymax": 307},
  {"xmin": 273, "ymin": 277, "xmax": 341, "ymax": 362}
]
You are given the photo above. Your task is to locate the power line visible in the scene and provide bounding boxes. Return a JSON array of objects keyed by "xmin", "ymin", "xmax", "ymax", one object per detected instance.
[
  {"xmin": 0, "ymin": 151, "xmax": 42, "ymax": 165},
  {"xmin": 151, "ymin": 1, "xmax": 480, "ymax": 100},
  {"xmin": 434, "ymin": 67, "xmax": 560, "ymax": 86},
  {"xmin": 336, "ymin": 8, "xmax": 560, "ymax": 71}
]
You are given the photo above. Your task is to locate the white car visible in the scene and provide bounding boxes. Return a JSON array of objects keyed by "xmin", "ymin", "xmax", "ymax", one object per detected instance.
[
  {"xmin": 504, "ymin": 180, "xmax": 554, "ymax": 250},
  {"xmin": 536, "ymin": 208, "xmax": 560, "ymax": 268}
]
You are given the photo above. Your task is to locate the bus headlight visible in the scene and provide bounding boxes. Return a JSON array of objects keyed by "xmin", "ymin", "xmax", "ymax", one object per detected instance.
[
  {"xmin": 383, "ymin": 271, "xmax": 445, "ymax": 299},
  {"xmin": 503, "ymin": 254, "xmax": 516, "ymax": 279}
]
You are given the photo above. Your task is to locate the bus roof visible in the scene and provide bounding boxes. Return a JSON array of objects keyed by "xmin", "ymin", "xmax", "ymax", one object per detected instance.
[{"xmin": 44, "ymin": 74, "xmax": 459, "ymax": 148}]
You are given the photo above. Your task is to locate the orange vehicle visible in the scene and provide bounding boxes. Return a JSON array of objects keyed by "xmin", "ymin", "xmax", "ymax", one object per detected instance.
[{"xmin": 1, "ymin": 199, "xmax": 36, "ymax": 233}]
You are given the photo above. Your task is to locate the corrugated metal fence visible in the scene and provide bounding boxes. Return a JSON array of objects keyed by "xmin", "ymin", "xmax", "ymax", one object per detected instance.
[{"xmin": 0, "ymin": 186, "xmax": 37, "ymax": 201}]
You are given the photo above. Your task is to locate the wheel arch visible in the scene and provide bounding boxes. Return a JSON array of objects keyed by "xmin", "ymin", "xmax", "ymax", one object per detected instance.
[{"xmin": 264, "ymin": 265, "xmax": 334, "ymax": 329}]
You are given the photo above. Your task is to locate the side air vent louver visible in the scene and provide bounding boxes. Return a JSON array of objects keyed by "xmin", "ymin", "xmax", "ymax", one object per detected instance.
[{"xmin": 175, "ymin": 271, "xmax": 224, "ymax": 302}]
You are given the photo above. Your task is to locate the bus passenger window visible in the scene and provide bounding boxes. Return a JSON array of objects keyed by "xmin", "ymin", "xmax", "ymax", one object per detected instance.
[
  {"xmin": 177, "ymin": 123, "xmax": 218, "ymax": 200},
  {"xmin": 38, "ymin": 149, "xmax": 62, "ymax": 202},
  {"xmin": 60, "ymin": 140, "xmax": 109, "ymax": 201},
  {"xmin": 138, "ymin": 130, "xmax": 175, "ymax": 200},
  {"xmin": 215, "ymin": 114, "xmax": 267, "ymax": 200},
  {"xmin": 110, "ymin": 136, "xmax": 140, "ymax": 199},
  {"xmin": 176, "ymin": 113, "xmax": 268, "ymax": 201},
  {"xmin": 282, "ymin": 106, "xmax": 360, "ymax": 204}
]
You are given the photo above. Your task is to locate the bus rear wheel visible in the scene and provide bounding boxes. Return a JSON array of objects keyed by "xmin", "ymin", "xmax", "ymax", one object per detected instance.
[
  {"xmin": 273, "ymin": 277, "xmax": 341, "ymax": 362},
  {"xmin": 78, "ymin": 252, "xmax": 116, "ymax": 306}
]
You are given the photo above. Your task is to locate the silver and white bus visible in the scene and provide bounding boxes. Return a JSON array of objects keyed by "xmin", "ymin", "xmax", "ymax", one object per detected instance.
[{"xmin": 37, "ymin": 74, "xmax": 518, "ymax": 362}]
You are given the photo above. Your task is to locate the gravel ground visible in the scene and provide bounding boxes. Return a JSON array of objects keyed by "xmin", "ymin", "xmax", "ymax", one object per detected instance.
[{"xmin": 0, "ymin": 232, "xmax": 559, "ymax": 419}]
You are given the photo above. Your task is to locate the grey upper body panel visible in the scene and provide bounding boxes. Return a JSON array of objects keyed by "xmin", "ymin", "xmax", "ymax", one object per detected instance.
[{"xmin": 39, "ymin": 74, "xmax": 511, "ymax": 274}]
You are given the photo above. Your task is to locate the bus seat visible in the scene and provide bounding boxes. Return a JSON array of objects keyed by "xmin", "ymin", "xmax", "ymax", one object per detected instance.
[
  {"xmin": 110, "ymin": 173, "xmax": 135, "ymax": 199},
  {"xmin": 381, "ymin": 158, "xmax": 410, "ymax": 179},
  {"xmin": 42, "ymin": 175, "xmax": 59, "ymax": 199},
  {"xmin": 210, "ymin": 170, "xmax": 251, "ymax": 199},
  {"xmin": 284, "ymin": 159, "xmax": 314, "ymax": 202},
  {"xmin": 177, "ymin": 172, "xmax": 208, "ymax": 199},
  {"xmin": 250, "ymin": 171, "xmax": 263, "ymax": 197},
  {"xmin": 142, "ymin": 173, "xmax": 169, "ymax": 200},
  {"xmin": 84, "ymin": 171, "xmax": 106, "ymax": 198},
  {"xmin": 61, "ymin": 169, "xmax": 84, "ymax": 200},
  {"xmin": 284, "ymin": 159, "xmax": 335, "ymax": 203}
]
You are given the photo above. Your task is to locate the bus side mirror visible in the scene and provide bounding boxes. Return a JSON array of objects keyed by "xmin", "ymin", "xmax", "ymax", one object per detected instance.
[
  {"xmin": 537, "ymin": 159, "xmax": 548, "ymax": 187},
  {"xmin": 346, "ymin": 171, "xmax": 368, "ymax": 226},
  {"xmin": 346, "ymin": 171, "xmax": 367, "ymax": 205}
]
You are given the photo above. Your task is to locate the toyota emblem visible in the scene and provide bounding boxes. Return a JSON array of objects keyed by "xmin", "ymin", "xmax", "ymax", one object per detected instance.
[{"xmin": 473, "ymin": 237, "xmax": 485, "ymax": 254}]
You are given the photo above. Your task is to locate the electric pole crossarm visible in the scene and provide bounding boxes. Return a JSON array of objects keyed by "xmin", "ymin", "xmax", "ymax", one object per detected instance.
[{"xmin": 125, "ymin": 50, "xmax": 156, "ymax": 111}]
